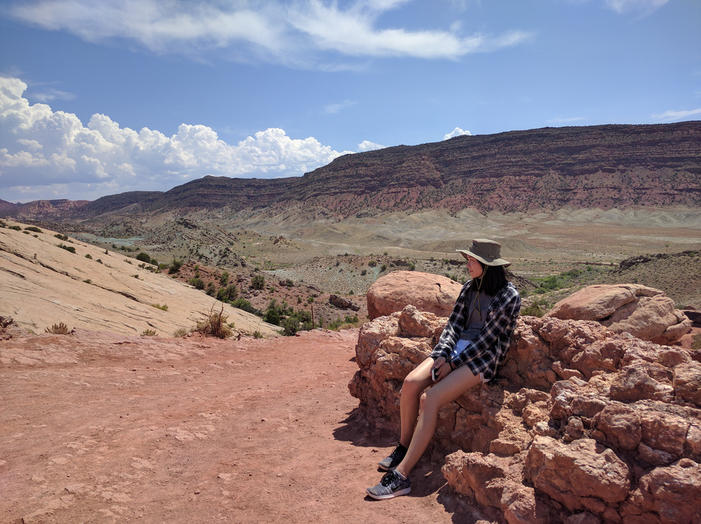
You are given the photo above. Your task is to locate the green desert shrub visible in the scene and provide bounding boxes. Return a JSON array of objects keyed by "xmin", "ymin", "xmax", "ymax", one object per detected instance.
[
  {"xmin": 168, "ymin": 259, "xmax": 183, "ymax": 274},
  {"xmin": 216, "ymin": 284, "xmax": 238, "ymax": 303},
  {"xmin": 57, "ymin": 243, "xmax": 76, "ymax": 254},
  {"xmin": 189, "ymin": 276, "xmax": 205, "ymax": 290},
  {"xmin": 251, "ymin": 274, "xmax": 265, "ymax": 290},
  {"xmin": 230, "ymin": 297, "xmax": 261, "ymax": 316},
  {"xmin": 54, "ymin": 233, "xmax": 68, "ymax": 240},
  {"xmin": 151, "ymin": 303, "xmax": 168, "ymax": 311},
  {"xmin": 24, "ymin": 226, "xmax": 42, "ymax": 233},
  {"xmin": 141, "ymin": 329, "xmax": 157, "ymax": 336},
  {"xmin": 9, "ymin": 225, "xmax": 22, "ymax": 231}
]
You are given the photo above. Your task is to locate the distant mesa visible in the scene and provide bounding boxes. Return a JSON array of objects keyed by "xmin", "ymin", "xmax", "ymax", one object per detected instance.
[{"xmin": 3, "ymin": 121, "xmax": 700, "ymax": 221}]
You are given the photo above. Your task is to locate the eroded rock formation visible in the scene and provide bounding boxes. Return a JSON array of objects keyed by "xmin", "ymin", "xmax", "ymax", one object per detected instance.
[
  {"xmin": 547, "ymin": 284, "xmax": 692, "ymax": 345},
  {"xmin": 349, "ymin": 305, "xmax": 701, "ymax": 522},
  {"xmin": 365, "ymin": 271, "xmax": 461, "ymax": 320}
]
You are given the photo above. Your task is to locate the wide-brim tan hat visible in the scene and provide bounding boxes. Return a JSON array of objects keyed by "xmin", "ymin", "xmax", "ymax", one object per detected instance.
[{"xmin": 457, "ymin": 238, "xmax": 510, "ymax": 267}]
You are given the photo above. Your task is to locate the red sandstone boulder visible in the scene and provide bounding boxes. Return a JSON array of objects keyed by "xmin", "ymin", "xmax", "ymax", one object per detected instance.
[
  {"xmin": 525, "ymin": 437, "xmax": 630, "ymax": 513},
  {"xmin": 365, "ymin": 270, "xmax": 461, "ymax": 320},
  {"xmin": 546, "ymin": 284, "xmax": 691, "ymax": 344},
  {"xmin": 350, "ymin": 302, "xmax": 701, "ymax": 521}
]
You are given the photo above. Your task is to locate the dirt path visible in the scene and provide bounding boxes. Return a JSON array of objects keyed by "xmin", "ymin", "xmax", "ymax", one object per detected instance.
[{"xmin": 1, "ymin": 329, "xmax": 480, "ymax": 523}]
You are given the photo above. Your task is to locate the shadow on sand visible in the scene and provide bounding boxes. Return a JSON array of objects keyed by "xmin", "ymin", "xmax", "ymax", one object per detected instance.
[{"xmin": 334, "ymin": 407, "xmax": 486, "ymax": 522}]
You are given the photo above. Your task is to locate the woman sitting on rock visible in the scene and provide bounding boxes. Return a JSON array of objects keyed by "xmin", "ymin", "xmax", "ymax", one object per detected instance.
[{"xmin": 366, "ymin": 239, "xmax": 521, "ymax": 500}]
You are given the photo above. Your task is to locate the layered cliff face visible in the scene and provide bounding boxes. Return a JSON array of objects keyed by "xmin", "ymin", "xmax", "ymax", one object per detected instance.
[{"xmin": 3, "ymin": 122, "xmax": 700, "ymax": 221}]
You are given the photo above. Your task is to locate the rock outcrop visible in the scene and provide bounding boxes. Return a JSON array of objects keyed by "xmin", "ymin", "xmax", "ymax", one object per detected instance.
[
  {"xmin": 365, "ymin": 271, "xmax": 461, "ymax": 320},
  {"xmin": 547, "ymin": 284, "xmax": 692, "ymax": 344},
  {"xmin": 349, "ymin": 305, "xmax": 701, "ymax": 522}
]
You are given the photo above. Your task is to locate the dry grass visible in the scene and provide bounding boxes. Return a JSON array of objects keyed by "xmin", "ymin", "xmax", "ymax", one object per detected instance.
[
  {"xmin": 45, "ymin": 322, "xmax": 72, "ymax": 334},
  {"xmin": 194, "ymin": 304, "xmax": 233, "ymax": 339}
]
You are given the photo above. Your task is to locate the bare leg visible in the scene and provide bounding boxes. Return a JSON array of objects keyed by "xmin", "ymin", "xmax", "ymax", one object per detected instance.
[
  {"xmin": 399, "ymin": 357, "xmax": 434, "ymax": 446},
  {"xmin": 395, "ymin": 365, "xmax": 482, "ymax": 478}
]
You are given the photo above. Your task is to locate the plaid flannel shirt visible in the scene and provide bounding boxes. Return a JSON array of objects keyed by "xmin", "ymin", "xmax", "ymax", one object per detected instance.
[{"xmin": 430, "ymin": 281, "xmax": 520, "ymax": 382}]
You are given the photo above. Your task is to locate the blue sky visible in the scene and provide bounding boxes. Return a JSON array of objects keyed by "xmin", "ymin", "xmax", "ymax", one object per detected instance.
[{"xmin": 0, "ymin": 0, "xmax": 699, "ymax": 203}]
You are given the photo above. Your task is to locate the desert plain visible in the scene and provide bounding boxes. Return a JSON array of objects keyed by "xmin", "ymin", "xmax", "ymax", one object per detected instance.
[{"xmin": 1, "ymin": 202, "xmax": 700, "ymax": 522}]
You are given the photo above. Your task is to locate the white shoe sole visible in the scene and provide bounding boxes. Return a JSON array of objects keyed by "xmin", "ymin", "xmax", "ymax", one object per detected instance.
[{"xmin": 366, "ymin": 487, "xmax": 411, "ymax": 500}]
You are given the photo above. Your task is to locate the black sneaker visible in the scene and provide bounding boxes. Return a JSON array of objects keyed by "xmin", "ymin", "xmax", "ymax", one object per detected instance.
[
  {"xmin": 366, "ymin": 469, "xmax": 411, "ymax": 500},
  {"xmin": 377, "ymin": 444, "xmax": 407, "ymax": 471}
]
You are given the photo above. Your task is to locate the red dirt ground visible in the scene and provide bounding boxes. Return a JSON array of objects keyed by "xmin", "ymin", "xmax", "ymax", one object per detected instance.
[{"xmin": 1, "ymin": 329, "xmax": 483, "ymax": 523}]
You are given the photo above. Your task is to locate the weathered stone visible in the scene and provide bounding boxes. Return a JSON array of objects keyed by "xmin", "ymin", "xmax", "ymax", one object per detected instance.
[
  {"xmin": 351, "ymin": 301, "xmax": 701, "ymax": 522},
  {"xmin": 547, "ymin": 284, "xmax": 691, "ymax": 344},
  {"xmin": 633, "ymin": 459, "xmax": 701, "ymax": 524},
  {"xmin": 673, "ymin": 360, "xmax": 701, "ymax": 407},
  {"xmin": 525, "ymin": 437, "xmax": 630, "ymax": 511},
  {"xmin": 609, "ymin": 365, "xmax": 674, "ymax": 403},
  {"xmin": 397, "ymin": 304, "xmax": 444, "ymax": 339},
  {"xmin": 366, "ymin": 271, "xmax": 461, "ymax": 319},
  {"xmin": 593, "ymin": 402, "xmax": 641, "ymax": 451}
]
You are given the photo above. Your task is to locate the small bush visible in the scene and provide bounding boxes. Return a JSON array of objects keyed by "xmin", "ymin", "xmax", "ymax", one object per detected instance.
[
  {"xmin": 231, "ymin": 297, "xmax": 261, "ymax": 315},
  {"xmin": 251, "ymin": 274, "xmax": 265, "ymax": 290},
  {"xmin": 216, "ymin": 284, "xmax": 238, "ymax": 303},
  {"xmin": 189, "ymin": 276, "xmax": 205, "ymax": 290},
  {"xmin": 151, "ymin": 303, "xmax": 168, "ymax": 311},
  {"xmin": 368, "ymin": 260, "xmax": 377, "ymax": 267},
  {"xmin": 194, "ymin": 304, "xmax": 233, "ymax": 338},
  {"xmin": 54, "ymin": 233, "xmax": 68, "ymax": 240},
  {"xmin": 141, "ymin": 329, "xmax": 157, "ymax": 336},
  {"xmin": 83, "ymin": 279, "xmax": 91, "ymax": 284},
  {"xmin": 10, "ymin": 225, "xmax": 22, "ymax": 231},
  {"xmin": 97, "ymin": 258, "xmax": 103, "ymax": 264},
  {"xmin": 253, "ymin": 330, "xmax": 263, "ymax": 339},
  {"xmin": 380, "ymin": 264, "xmax": 387, "ymax": 272},
  {"xmin": 361, "ymin": 269, "xmax": 367, "ymax": 276},
  {"xmin": 173, "ymin": 327, "xmax": 189, "ymax": 338},
  {"xmin": 57, "ymin": 243, "xmax": 76, "ymax": 254},
  {"xmin": 24, "ymin": 226, "xmax": 42, "ymax": 233},
  {"xmin": 168, "ymin": 259, "xmax": 183, "ymax": 274},
  {"xmin": 85, "ymin": 253, "xmax": 93, "ymax": 259},
  {"xmin": 136, "ymin": 252, "xmax": 152, "ymax": 264},
  {"xmin": 219, "ymin": 271, "xmax": 230, "ymax": 286},
  {"xmin": 45, "ymin": 322, "xmax": 71, "ymax": 334}
]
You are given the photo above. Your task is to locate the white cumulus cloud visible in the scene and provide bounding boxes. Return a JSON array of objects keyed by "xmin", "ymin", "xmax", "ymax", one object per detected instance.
[
  {"xmin": 443, "ymin": 127, "xmax": 472, "ymax": 140},
  {"xmin": 357, "ymin": 140, "xmax": 386, "ymax": 152},
  {"xmin": 0, "ymin": 76, "xmax": 351, "ymax": 202}
]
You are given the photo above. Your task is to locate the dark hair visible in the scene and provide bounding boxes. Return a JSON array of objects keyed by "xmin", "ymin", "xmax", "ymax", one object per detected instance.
[{"xmin": 470, "ymin": 263, "xmax": 508, "ymax": 296}]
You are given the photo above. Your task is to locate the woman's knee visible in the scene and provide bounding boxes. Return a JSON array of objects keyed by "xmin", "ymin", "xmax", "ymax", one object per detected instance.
[{"xmin": 401, "ymin": 374, "xmax": 422, "ymax": 397}]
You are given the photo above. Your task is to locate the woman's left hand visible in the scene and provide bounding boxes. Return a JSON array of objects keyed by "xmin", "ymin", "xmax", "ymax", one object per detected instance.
[{"xmin": 434, "ymin": 360, "xmax": 451, "ymax": 381}]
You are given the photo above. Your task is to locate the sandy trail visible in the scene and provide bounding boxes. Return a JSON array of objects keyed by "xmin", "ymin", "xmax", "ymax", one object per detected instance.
[{"xmin": 1, "ymin": 329, "xmax": 478, "ymax": 523}]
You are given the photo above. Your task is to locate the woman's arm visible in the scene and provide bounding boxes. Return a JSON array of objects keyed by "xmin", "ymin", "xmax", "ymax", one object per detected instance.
[{"xmin": 430, "ymin": 281, "xmax": 471, "ymax": 361}]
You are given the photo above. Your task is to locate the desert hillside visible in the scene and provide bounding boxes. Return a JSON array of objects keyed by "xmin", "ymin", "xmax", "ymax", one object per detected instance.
[{"xmin": 0, "ymin": 219, "xmax": 279, "ymax": 338}]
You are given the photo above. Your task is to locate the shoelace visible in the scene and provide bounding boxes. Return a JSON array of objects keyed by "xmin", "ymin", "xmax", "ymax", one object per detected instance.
[{"xmin": 381, "ymin": 471, "xmax": 397, "ymax": 486}]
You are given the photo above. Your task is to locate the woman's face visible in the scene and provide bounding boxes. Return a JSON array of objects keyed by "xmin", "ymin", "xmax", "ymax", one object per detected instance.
[{"xmin": 466, "ymin": 256, "xmax": 484, "ymax": 279}]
